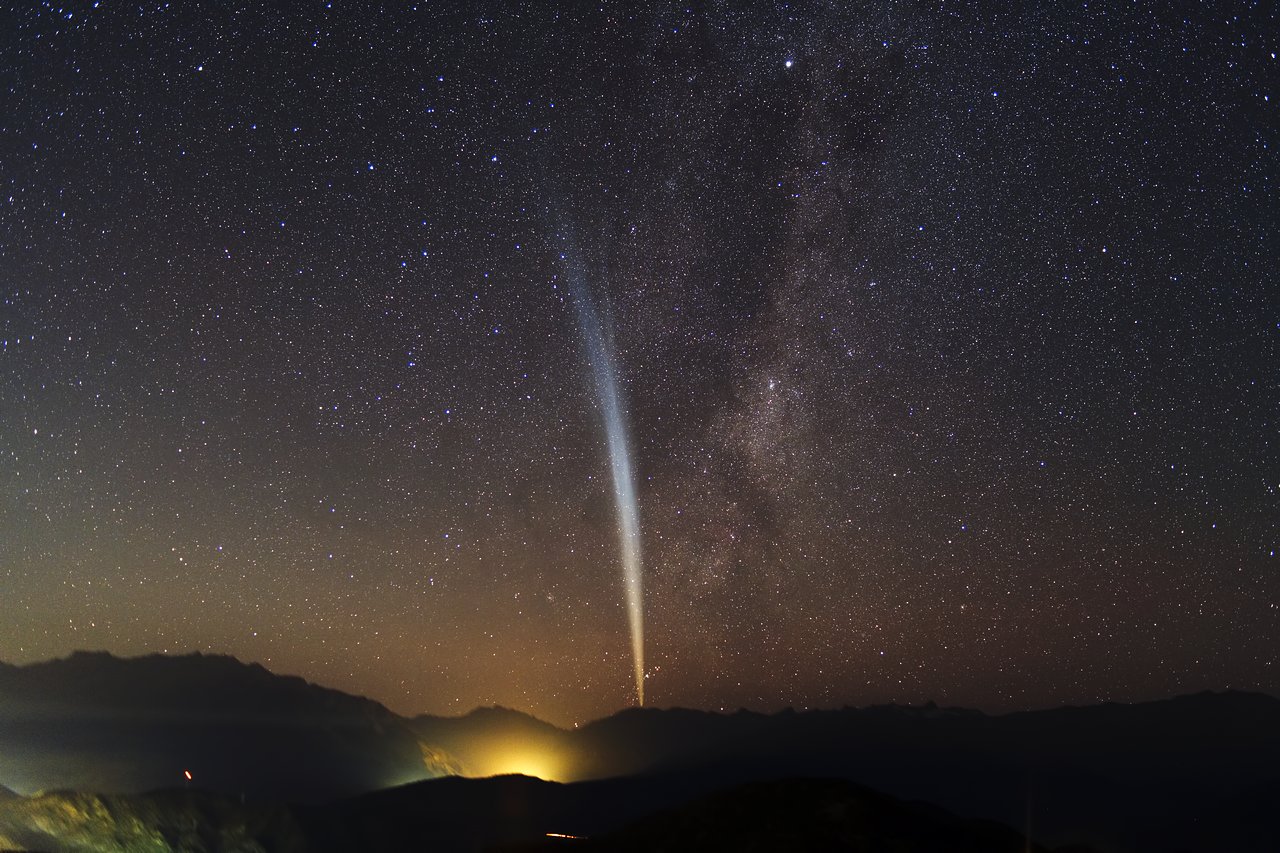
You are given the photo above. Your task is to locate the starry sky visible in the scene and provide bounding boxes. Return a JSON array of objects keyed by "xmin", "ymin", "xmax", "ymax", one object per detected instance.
[{"xmin": 1, "ymin": 0, "xmax": 1275, "ymax": 727}]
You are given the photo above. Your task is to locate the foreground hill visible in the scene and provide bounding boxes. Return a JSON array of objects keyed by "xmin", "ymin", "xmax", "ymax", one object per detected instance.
[
  {"xmin": 558, "ymin": 777, "xmax": 1058, "ymax": 853},
  {"xmin": 580, "ymin": 693, "xmax": 1280, "ymax": 851},
  {"xmin": 0, "ymin": 651, "xmax": 436, "ymax": 801},
  {"xmin": 0, "ymin": 788, "xmax": 306, "ymax": 853},
  {"xmin": 0, "ymin": 775, "xmax": 1065, "ymax": 853}
]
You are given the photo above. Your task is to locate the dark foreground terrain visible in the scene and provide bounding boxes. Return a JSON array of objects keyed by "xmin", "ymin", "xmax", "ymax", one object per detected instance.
[
  {"xmin": 2, "ymin": 652, "xmax": 1276, "ymax": 852},
  {"xmin": 0, "ymin": 774, "xmax": 1064, "ymax": 853}
]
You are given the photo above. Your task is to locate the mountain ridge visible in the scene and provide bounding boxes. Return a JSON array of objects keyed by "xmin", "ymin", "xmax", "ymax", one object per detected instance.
[
  {"xmin": 0, "ymin": 651, "xmax": 438, "ymax": 801},
  {"xmin": 1, "ymin": 651, "xmax": 1276, "ymax": 851},
  {"xmin": 4, "ymin": 649, "xmax": 1275, "ymax": 727}
]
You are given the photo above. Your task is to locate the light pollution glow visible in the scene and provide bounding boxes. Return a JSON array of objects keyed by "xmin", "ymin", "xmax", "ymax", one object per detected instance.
[{"xmin": 558, "ymin": 240, "xmax": 646, "ymax": 706}]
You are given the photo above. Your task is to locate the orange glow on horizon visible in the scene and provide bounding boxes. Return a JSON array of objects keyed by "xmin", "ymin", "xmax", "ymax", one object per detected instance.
[
  {"xmin": 460, "ymin": 733, "xmax": 569, "ymax": 781},
  {"xmin": 487, "ymin": 748, "xmax": 560, "ymax": 781}
]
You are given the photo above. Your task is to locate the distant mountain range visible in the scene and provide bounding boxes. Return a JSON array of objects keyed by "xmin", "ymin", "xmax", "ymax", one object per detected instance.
[
  {"xmin": 1, "ymin": 651, "xmax": 1276, "ymax": 852},
  {"xmin": 0, "ymin": 651, "xmax": 431, "ymax": 801}
]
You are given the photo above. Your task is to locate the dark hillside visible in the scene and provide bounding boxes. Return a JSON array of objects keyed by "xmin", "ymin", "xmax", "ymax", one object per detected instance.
[{"xmin": 0, "ymin": 652, "xmax": 434, "ymax": 801}]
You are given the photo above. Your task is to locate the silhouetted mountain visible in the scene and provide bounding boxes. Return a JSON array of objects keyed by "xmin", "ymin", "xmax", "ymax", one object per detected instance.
[
  {"xmin": 2, "ymin": 652, "xmax": 1276, "ymax": 852},
  {"xmin": 561, "ymin": 694, "xmax": 1280, "ymax": 852},
  {"xmin": 411, "ymin": 707, "xmax": 571, "ymax": 778},
  {"xmin": 548, "ymin": 778, "xmax": 1060, "ymax": 853},
  {"xmin": 0, "ymin": 651, "xmax": 435, "ymax": 801},
  {"xmin": 406, "ymin": 692, "xmax": 1280, "ymax": 852}
]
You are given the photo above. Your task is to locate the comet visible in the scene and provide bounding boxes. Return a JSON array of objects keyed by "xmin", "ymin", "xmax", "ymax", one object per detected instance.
[{"xmin": 555, "ymin": 230, "xmax": 645, "ymax": 706}]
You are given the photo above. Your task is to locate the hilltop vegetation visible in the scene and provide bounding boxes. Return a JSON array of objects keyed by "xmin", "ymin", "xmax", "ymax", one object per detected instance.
[{"xmin": 0, "ymin": 788, "xmax": 304, "ymax": 853}]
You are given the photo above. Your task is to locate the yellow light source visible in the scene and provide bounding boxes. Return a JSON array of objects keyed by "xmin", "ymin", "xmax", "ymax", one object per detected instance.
[
  {"xmin": 490, "ymin": 748, "xmax": 559, "ymax": 781},
  {"xmin": 434, "ymin": 729, "xmax": 575, "ymax": 783}
]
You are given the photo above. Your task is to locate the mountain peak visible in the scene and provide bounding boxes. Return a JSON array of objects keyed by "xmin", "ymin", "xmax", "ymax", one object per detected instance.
[{"xmin": 0, "ymin": 651, "xmax": 437, "ymax": 801}]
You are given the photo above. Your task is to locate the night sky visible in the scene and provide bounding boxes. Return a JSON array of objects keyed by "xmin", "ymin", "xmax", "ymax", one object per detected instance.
[{"xmin": 1, "ymin": 1, "xmax": 1275, "ymax": 727}]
